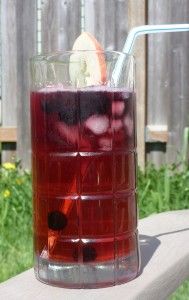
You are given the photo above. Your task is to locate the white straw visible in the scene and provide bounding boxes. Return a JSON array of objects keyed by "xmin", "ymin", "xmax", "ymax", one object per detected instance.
[{"xmin": 112, "ymin": 24, "xmax": 189, "ymax": 85}]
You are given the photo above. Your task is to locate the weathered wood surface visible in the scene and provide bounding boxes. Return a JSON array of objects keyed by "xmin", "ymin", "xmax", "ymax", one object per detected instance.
[
  {"xmin": 84, "ymin": 0, "xmax": 129, "ymax": 51},
  {"xmin": 41, "ymin": 0, "xmax": 81, "ymax": 53},
  {"xmin": 147, "ymin": 0, "xmax": 189, "ymax": 166},
  {"xmin": 1, "ymin": 0, "xmax": 18, "ymax": 162},
  {"xmin": 16, "ymin": 0, "xmax": 36, "ymax": 169},
  {"xmin": 146, "ymin": 125, "xmax": 168, "ymax": 143},
  {"xmin": 0, "ymin": 210, "xmax": 189, "ymax": 299},
  {"xmin": 127, "ymin": 0, "xmax": 146, "ymax": 169},
  {"xmin": 1, "ymin": 0, "xmax": 80, "ymax": 167},
  {"xmin": 0, "ymin": 127, "xmax": 17, "ymax": 142}
]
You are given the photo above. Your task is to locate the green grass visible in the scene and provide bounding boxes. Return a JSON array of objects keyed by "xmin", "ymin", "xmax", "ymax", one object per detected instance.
[
  {"xmin": 0, "ymin": 162, "xmax": 32, "ymax": 282},
  {"xmin": 0, "ymin": 161, "xmax": 188, "ymax": 298},
  {"xmin": 138, "ymin": 163, "xmax": 189, "ymax": 218},
  {"xmin": 170, "ymin": 280, "xmax": 189, "ymax": 300}
]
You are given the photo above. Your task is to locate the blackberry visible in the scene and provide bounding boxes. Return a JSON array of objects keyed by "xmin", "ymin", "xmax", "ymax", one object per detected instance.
[
  {"xmin": 41, "ymin": 92, "xmax": 60, "ymax": 113},
  {"xmin": 79, "ymin": 90, "xmax": 111, "ymax": 122},
  {"xmin": 73, "ymin": 245, "xmax": 97, "ymax": 262},
  {"xmin": 48, "ymin": 210, "xmax": 68, "ymax": 231},
  {"xmin": 83, "ymin": 246, "xmax": 97, "ymax": 262},
  {"xmin": 41, "ymin": 91, "xmax": 79, "ymax": 125},
  {"xmin": 58, "ymin": 106, "xmax": 78, "ymax": 126},
  {"xmin": 41, "ymin": 89, "xmax": 111, "ymax": 125}
]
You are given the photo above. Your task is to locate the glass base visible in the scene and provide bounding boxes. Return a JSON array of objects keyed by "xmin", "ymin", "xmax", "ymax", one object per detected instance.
[{"xmin": 34, "ymin": 252, "xmax": 139, "ymax": 288}]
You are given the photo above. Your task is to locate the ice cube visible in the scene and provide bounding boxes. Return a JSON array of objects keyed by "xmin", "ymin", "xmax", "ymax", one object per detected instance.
[
  {"xmin": 111, "ymin": 119, "xmax": 123, "ymax": 131},
  {"xmin": 85, "ymin": 115, "xmax": 109, "ymax": 135},
  {"xmin": 124, "ymin": 115, "xmax": 133, "ymax": 136},
  {"xmin": 56, "ymin": 122, "xmax": 79, "ymax": 144},
  {"xmin": 112, "ymin": 101, "xmax": 125, "ymax": 116},
  {"xmin": 56, "ymin": 121, "xmax": 91, "ymax": 149},
  {"xmin": 98, "ymin": 137, "xmax": 112, "ymax": 150}
]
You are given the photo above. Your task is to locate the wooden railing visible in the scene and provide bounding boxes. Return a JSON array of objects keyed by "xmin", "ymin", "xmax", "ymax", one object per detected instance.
[
  {"xmin": 0, "ymin": 210, "xmax": 189, "ymax": 299},
  {"xmin": 0, "ymin": 127, "xmax": 17, "ymax": 142}
]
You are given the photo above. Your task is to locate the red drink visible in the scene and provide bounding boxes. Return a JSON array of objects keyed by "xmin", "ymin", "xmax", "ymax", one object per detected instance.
[{"xmin": 31, "ymin": 87, "xmax": 139, "ymax": 287}]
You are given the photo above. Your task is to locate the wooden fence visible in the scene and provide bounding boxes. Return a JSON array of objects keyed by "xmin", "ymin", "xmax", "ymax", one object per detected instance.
[{"xmin": 0, "ymin": 0, "xmax": 189, "ymax": 169}]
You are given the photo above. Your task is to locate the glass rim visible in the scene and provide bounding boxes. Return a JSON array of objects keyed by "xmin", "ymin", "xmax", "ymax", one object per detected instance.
[{"xmin": 30, "ymin": 50, "xmax": 134, "ymax": 63}]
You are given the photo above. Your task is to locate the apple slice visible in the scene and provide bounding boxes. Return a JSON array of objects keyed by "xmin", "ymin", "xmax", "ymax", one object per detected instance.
[{"xmin": 69, "ymin": 32, "xmax": 107, "ymax": 87}]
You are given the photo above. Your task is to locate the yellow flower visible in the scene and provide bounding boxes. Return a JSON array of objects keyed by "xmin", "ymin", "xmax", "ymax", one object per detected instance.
[
  {"xmin": 3, "ymin": 189, "xmax": 11, "ymax": 198},
  {"xmin": 16, "ymin": 178, "xmax": 23, "ymax": 185},
  {"xmin": 2, "ymin": 162, "xmax": 16, "ymax": 170}
]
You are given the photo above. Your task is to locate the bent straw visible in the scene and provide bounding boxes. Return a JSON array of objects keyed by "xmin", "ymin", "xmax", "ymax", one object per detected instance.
[{"xmin": 112, "ymin": 24, "xmax": 189, "ymax": 85}]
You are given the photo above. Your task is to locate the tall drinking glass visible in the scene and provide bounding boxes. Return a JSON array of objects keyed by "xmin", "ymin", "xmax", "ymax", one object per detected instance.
[{"xmin": 30, "ymin": 51, "xmax": 140, "ymax": 288}]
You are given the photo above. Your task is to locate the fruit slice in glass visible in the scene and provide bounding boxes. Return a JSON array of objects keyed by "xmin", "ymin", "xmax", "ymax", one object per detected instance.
[{"xmin": 47, "ymin": 32, "xmax": 107, "ymax": 258}]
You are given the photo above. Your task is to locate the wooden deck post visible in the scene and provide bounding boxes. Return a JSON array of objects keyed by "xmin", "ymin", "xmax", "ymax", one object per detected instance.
[{"xmin": 127, "ymin": 0, "xmax": 147, "ymax": 170}]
